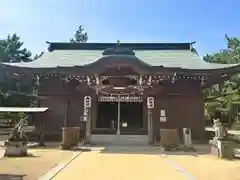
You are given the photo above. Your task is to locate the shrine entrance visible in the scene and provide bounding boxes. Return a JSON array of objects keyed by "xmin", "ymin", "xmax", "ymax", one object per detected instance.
[
  {"xmin": 96, "ymin": 101, "xmax": 118, "ymax": 134},
  {"xmin": 120, "ymin": 102, "xmax": 143, "ymax": 134},
  {"xmin": 95, "ymin": 96, "xmax": 144, "ymax": 135}
]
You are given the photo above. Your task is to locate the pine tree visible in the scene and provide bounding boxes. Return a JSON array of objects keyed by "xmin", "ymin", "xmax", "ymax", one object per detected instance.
[
  {"xmin": 204, "ymin": 35, "xmax": 240, "ymax": 128},
  {"xmin": 69, "ymin": 25, "xmax": 88, "ymax": 43},
  {"xmin": 0, "ymin": 33, "xmax": 32, "ymax": 62}
]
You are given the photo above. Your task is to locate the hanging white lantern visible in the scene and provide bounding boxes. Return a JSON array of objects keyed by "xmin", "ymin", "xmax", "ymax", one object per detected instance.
[
  {"xmin": 147, "ymin": 97, "xmax": 154, "ymax": 109},
  {"xmin": 84, "ymin": 96, "xmax": 91, "ymax": 108}
]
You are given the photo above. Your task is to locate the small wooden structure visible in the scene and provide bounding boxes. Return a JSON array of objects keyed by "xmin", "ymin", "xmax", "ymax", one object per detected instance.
[
  {"xmin": 0, "ymin": 107, "xmax": 48, "ymax": 137},
  {"xmin": 0, "ymin": 42, "xmax": 239, "ymax": 145}
]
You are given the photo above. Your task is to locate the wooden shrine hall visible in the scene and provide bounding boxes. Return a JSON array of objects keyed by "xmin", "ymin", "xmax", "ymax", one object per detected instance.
[{"xmin": 1, "ymin": 41, "xmax": 240, "ymax": 145}]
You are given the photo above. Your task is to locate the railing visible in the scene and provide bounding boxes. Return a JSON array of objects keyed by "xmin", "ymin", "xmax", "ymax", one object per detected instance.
[{"xmin": 205, "ymin": 127, "xmax": 240, "ymax": 135}]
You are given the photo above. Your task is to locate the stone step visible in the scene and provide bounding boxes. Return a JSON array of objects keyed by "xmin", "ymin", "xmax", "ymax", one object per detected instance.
[{"xmin": 90, "ymin": 135, "xmax": 149, "ymax": 145}]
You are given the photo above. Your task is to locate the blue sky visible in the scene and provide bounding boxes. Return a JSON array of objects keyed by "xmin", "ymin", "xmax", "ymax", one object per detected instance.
[{"xmin": 1, "ymin": 0, "xmax": 240, "ymax": 56}]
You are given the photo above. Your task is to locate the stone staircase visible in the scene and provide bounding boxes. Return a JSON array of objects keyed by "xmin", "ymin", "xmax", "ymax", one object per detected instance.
[{"xmin": 90, "ymin": 134, "xmax": 149, "ymax": 145}]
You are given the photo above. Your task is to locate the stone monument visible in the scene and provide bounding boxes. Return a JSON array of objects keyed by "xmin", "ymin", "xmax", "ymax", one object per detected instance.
[
  {"xmin": 4, "ymin": 116, "xmax": 28, "ymax": 157},
  {"xmin": 182, "ymin": 128, "xmax": 196, "ymax": 152},
  {"xmin": 160, "ymin": 129, "xmax": 181, "ymax": 151},
  {"xmin": 209, "ymin": 119, "xmax": 235, "ymax": 159}
]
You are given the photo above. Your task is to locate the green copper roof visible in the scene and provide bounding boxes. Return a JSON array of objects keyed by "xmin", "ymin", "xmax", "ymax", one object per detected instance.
[
  {"xmin": 1, "ymin": 42, "xmax": 240, "ymax": 70},
  {"xmin": 3, "ymin": 49, "xmax": 239, "ymax": 70}
]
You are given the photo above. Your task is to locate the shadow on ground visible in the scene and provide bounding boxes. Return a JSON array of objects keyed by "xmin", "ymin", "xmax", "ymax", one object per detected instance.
[
  {"xmin": 0, "ymin": 153, "xmax": 41, "ymax": 159},
  {"xmin": 99, "ymin": 145, "xmax": 211, "ymax": 156},
  {"xmin": 0, "ymin": 174, "xmax": 26, "ymax": 180}
]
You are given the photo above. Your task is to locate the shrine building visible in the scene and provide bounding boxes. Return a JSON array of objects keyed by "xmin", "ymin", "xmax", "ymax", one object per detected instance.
[{"xmin": 1, "ymin": 42, "xmax": 240, "ymax": 145}]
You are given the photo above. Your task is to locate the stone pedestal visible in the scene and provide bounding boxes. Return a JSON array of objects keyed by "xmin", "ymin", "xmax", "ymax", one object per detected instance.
[
  {"xmin": 60, "ymin": 127, "xmax": 80, "ymax": 150},
  {"xmin": 209, "ymin": 139, "xmax": 235, "ymax": 160},
  {"xmin": 160, "ymin": 129, "xmax": 180, "ymax": 145},
  {"xmin": 209, "ymin": 139, "xmax": 219, "ymax": 156},
  {"xmin": 160, "ymin": 129, "xmax": 181, "ymax": 151},
  {"xmin": 4, "ymin": 141, "xmax": 28, "ymax": 157},
  {"xmin": 182, "ymin": 128, "xmax": 196, "ymax": 151}
]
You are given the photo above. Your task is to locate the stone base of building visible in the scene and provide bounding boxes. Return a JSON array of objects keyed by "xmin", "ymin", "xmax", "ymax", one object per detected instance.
[{"xmin": 182, "ymin": 146, "xmax": 196, "ymax": 152}]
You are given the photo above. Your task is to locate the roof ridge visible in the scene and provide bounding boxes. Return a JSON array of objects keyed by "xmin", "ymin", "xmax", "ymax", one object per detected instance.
[{"xmin": 47, "ymin": 42, "xmax": 192, "ymax": 51}]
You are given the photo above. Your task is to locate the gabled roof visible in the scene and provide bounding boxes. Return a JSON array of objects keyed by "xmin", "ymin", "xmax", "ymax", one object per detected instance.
[{"xmin": 1, "ymin": 42, "xmax": 240, "ymax": 71}]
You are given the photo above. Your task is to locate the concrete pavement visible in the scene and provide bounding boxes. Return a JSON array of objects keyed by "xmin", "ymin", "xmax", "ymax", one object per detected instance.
[
  {"xmin": 49, "ymin": 146, "xmax": 240, "ymax": 180},
  {"xmin": 51, "ymin": 146, "xmax": 193, "ymax": 180}
]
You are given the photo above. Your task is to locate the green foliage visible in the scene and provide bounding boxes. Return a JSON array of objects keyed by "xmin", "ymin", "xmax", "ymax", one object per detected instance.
[
  {"xmin": 0, "ymin": 34, "xmax": 38, "ymax": 132},
  {"xmin": 69, "ymin": 25, "xmax": 88, "ymax": 43},
  {"xmin": 0, "ymin": 33, "xmax": 37, "ymax": 107},
  {"xmin": 231, "ymin": 119, "xmax": 240, "ymax": 130},
  {"xmin": 0, "ymin": 72, "xmax": 38, "ymax": 107},
  {"xmin": 0, "ymin": 75, "xmax": 38, "ymax": 138},
  {"xmin": 0, "ymin": 33, "xmax": 32, "ymax": 62},
  {"xmin": 204, "ymin": 35, "xmax": 240, "ymax": 128},
  {"xmin": 0, "ymin": 45, "xmax": 9, "ymax": 61}
]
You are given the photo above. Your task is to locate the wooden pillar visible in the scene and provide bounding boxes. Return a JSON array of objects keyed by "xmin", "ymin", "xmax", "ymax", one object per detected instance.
[
  {"xmin": 147, "ymin": 96, "xmax": 154, "ymax": 144},
  {"xmin": 91, "ymin": 94, "xmax": 97, "ymax": 129},
  {"xmin": 117, "ymin": 99, "xmax": 121, "ymax": 135},
  {"xmin": 84, "ymin": 96, "xmax": 92, "ymax": 144},
  {"xmin": 38, "ymin": 100, "xmax": 45, "ymax": 146},
  {"xmin": 142, "ymin": 99, "xmax": 148, "ymax": 130},
  {"xmin": 63, "ymin": 98, "xmax": 69, "ymax": 127}
]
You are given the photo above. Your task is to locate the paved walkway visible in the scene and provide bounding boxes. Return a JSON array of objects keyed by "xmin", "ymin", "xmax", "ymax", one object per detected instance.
[
  {"xmin": 50, "ymin": 146, "xmax": 240, "ymax": 180},
  {"xmin": 52, "ymin": 146, "xmax": 189, "ymax": 180}
]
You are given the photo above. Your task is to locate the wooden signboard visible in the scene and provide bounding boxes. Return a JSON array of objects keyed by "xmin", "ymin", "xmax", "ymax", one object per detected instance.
[{"xmin": 98, "ymin": 96, "xmax": 143, "ymax": 102}]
